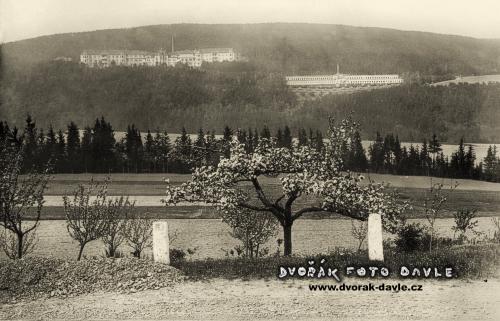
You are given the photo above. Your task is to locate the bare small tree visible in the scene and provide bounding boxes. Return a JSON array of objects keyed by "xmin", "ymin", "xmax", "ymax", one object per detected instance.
[
  {"xmin": 0, "ymin": 228, "xmax": 37, "ymax": 259},
  {"xmin": 63, "ymin": 180, "xmax": 109, "ymax": 260},
  {"xmin": 0, "ymin": 147, "xmax": 50, "ymax": 259},
  {"xmin": 492, "ymin": 217, "xmax": 500, "ymax": 243},
  {"xmin": 424, "ymin": 180, "xmax": 458, "ymax": 251},
  {"xmin": 101, "ymin": 196, "xmax": 135, "ymax": 258},
  {"xmin": 122, "ymin": 213, "xmax": 153, "ymax": 259},
  {"xmin": 224, "ymin": 207, "xmax": 278, "ymax": 258},
  {"xmin": 351, "ymin": 220, "xmax": 368, "ymax": 251},
  {"xmin": 452, "ymin": 208, "xmax": 478, "ymax": 242}
]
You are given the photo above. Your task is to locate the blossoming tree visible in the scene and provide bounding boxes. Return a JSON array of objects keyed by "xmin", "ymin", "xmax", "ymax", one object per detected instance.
[{"xmin": 163, "ymin": 117, "xmax": 408, "ymax": 256}]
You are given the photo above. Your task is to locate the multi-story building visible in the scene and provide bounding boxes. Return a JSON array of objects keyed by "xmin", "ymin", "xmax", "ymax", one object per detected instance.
[
  {"xmin": 285, "ymin": 73, "xmax": 404, "ymax": 87},
  {"xmin": 80, "ymin": 47, "xmax": 239, "ymax": 68},
  {"xmin": 199, "ymin": 48, "xmax": 238, "ymax": 63},
  {"xmin": 80, "ymin": 50, "xmax": 156, "ymax": 68}
]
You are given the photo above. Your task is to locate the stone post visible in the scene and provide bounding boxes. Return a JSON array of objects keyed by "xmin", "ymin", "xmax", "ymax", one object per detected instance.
[
  {"xmin": 153, "ymin": 221, "xmax": 170, "ymax": 264},
  {"xmin": 367, "ymin": 213, "xmax": 384, "ymax": 261}
]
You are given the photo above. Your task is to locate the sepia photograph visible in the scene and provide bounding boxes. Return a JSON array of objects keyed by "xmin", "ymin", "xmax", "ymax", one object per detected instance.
[{"xmin": 1, "ymin": 0, "xmax": 500, "ymax": 320}]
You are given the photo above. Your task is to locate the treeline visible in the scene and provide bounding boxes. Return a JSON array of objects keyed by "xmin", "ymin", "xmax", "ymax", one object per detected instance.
[
  {"xmin": 0, "ymin": 116, "xmax": 213, "ymax": 174},
  {"xmin": 2, "ymin": 115, "xmax": 500, "ymax": 183},
  {"xmin": 2, "ymin": 61, "xmax": 500, "ymax": 143},
  {"xmin": 482, "ymin": 146, "xmax": 500, "ymax": 182},
  {"xmin": 0, "ymin": 115, "xmax": 302, "ymax": 174},
  {"xmin": 345, "ymin": 133, "xmax": 483, "ymax": 180}
]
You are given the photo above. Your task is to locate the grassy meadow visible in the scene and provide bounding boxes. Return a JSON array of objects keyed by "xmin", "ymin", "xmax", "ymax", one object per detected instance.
[{"xmin": 35, "ymin": 172, "xmax": 500, "ymax": 220}]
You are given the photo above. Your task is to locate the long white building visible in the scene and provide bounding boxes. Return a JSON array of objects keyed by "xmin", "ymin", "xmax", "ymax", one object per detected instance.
[
  {"xmin": 286, "ymin": 73, "xmax": 404, "ymax": 87},
  {"xmin": 80, "ymin": 48, "xmax": 240, "ymax": 68}
]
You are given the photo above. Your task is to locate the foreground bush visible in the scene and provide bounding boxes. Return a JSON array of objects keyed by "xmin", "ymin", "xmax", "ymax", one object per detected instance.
[
  {"xmin": 0, "ymin": 257, "xmax": 183, "ymax": 303},
  {"xmin": 394, "ymin": 223, "xmax": 458, "ymax": 253},
  {"xmin": 172, "ymin": 244, "xmax": 500, "ymax": 280}
]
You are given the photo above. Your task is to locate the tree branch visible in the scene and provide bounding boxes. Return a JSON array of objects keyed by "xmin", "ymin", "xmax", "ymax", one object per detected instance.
[
  {"xmin": 274, "ymin": 194, "xmax": 286, "ymax": 206},
  {"xmin": 251, "ymin": 178, "xmax": 274, "ymax": 208},
  {"xmin": 238, "ymin": 201, "xmax": 285, "ymax": 223},
  {"xmin": 284, "ymin": 192, "xmax": 298, "ymax": 212}
]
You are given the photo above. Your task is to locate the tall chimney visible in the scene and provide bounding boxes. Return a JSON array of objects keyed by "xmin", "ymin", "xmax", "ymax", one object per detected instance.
[
  {"xmin": 337, "ymin": 63, "xmax": 340, "ymax": 74},
  {"xmin": 171, "ymin": 35, "xmax": 174, "ymax": 53}
]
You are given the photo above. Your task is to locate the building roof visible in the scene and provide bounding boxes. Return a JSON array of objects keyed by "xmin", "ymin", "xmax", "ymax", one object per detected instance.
[
  {"xmin": 173, "ymin": 50, "xmax": 197, "ymax": 55},
  {"xmin": 81, "ymin": 48, "xmax": 237, "ymax": 58},
  {"xmin": 285, "ymin": 74, "xmax": 401, "ymax": 79},
  {"xmin": 81, "ymin": 49, "xmax": 155, "ymax": 56},
  {"xmin": 199, "ymin": 48, "xmax": 234, "ymax": 53}
]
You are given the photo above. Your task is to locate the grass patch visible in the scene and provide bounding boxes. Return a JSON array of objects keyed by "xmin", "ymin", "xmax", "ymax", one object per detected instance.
[{"xmin": 172, "ymin": 244, "xmax": 500, "ymax": 280}]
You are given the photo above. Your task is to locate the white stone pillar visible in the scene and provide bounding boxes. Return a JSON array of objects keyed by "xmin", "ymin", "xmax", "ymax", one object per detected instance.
[
  {"xmin": 153, "ymin": 221, "xmax": 170, "ymax": 264},
  {"xmin": 367, "ymin": 213, "xmax": 384, "ymax": 261}
]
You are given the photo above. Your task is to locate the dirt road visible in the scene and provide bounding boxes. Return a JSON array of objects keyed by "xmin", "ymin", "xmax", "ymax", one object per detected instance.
[{"xmin": 1, "ymin": 278, "xmax": 499, "ymax": 320}]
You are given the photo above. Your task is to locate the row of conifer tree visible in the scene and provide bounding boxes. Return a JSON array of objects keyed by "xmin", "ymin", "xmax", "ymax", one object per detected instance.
[{"xmin": 1, "ymin": 115, "xmax": 499, "ymax": 182}]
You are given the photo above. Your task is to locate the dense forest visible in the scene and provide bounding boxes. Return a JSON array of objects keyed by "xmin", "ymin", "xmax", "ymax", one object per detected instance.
[
  {"xmin": 3, "ymin": 115, "xmax": 500, "ymax": 182},
  {"xmin": 2, "ymin": 61, "xmax": 500, "ymax": 143},
  {"xmin": 309, "ymin": 83, "xmax": 500, "ymax": 143}
]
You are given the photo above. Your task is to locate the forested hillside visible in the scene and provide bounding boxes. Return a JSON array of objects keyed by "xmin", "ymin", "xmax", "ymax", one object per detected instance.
[
  {"xmin": 308, "ymin": 83, "xmax": 500, "ymax": 143},
  {"xmin": 2, "ymin": 61, "xmax": 500, "ymax": 143},
  {"xmin": 2, "ymin": 23, "xmax": 500, "ymax": 142},
  {"xmin": 2, "ymin": 23, "xmax": 500, "ymax": 75}
]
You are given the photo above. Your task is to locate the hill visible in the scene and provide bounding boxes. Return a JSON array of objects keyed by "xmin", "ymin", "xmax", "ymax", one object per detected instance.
[
  {"xmin": 2, "ymin": 23, "xmax": 500, "ymax": 142},
  {"xmin": 2, "ymin": 23, "xmax": 500, "ymax": 75}
]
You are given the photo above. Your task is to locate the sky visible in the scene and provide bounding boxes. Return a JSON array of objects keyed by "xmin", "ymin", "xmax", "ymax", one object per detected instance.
[{"xmin": 1, "ymin": 0, "xmax": 500, "ymax": 43}]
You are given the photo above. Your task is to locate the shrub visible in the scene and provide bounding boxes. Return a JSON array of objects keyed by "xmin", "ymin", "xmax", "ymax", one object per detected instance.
[
  {"xmin": 395, "ymin": 223, "xmax": 427, "ymax": 252},
  {"xmin": 421, "ymin": 234, "xmax": 457, "ymax": 248},
  {"xmin": 169, "ymin": 248, "xmax": 186, "ymax": 264},
  {"xmin": 223, "ymin": 207, "xmax": 278, "ymax": 259},
  {"xmin": 395, "ymin": 223, "xmax": 458, "ymax": 252}
]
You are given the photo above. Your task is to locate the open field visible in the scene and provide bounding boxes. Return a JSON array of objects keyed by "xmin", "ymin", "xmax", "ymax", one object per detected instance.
[
  {"xmin": 32, "ymin": 173, "xmax": 500, "ymax": 220},
  {"xmin": 42, "ymin": 173, "xmax": 500, "ymax": 195}
]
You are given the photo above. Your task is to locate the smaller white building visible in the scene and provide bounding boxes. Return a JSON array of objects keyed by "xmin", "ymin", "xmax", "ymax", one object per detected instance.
[{"xmin": 199, "ymin": 48, "xmax": 237, "ymax": 63}]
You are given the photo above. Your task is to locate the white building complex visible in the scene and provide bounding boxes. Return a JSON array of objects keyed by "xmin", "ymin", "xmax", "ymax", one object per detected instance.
[
  {"xmin": 286, "ymin": 73, "xmax": 404, "ymax": 87},
  {"xmin": 285, "ymin": 66, "xmax": 404, "ymax": 100},
  {"xmin": 80, "ymin": 48, "xmax": 240, "ymax": 68}
]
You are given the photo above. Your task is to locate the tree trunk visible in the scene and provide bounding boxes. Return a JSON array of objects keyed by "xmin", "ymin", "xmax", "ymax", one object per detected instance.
[
  {"xmin": 107, "ymin": 244, "xmax": 115, "ymax": 258},
  {"xmin": 283, "ymin": 223, "xmax": 293, "ymax": 256},
  {"xmin": 17, "ymin": 233, "xmax": 23, "ymax": 259},
  {"xmin": 77, "ymin": 243, "xmax": 86, "ymax": 261}
]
